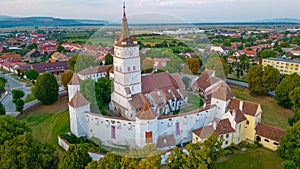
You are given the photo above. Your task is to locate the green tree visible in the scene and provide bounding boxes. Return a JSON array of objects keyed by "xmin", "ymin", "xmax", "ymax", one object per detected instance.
[
  {"xmin": 0, "ymin": 81, "xmax": 5, "ymax": 93},
  {"xmin": 0, "ymin": 102, "xmax": 5, "ymax": 115},
  {"xmin": 105, "ymin": 53, "xmax": 113, "ymax": 65},
  {"xmin": 277, "ymin": 121, "xmax": 300, "ymax": 168},
  {"xmin": 166, "ymin": 146, "xmax": 187, "ymax": 168},
  {"xmin": 205, "ymin": 57, "xmax": 229, "ymax": 79},
  {"xmin": 25, "ymin": 68, "xmax": 39, "ymax": 83},
  {"xmin": 0, "ymin": 115, "xmax": 31, "ymax": 145},
  {"xmin": 138, "ymin": 154, "xmax": 162, "ymax": 169},
  {"xmin": 28, "ymin": 43, "xmax": 38, "ymax": 50},
  {"xmin": 80, "ymin": 78, "xmax": 98, "ymax": 113},
  {"xmin": 56, "ymin": 44, "xmax": 65, "ymax": 52},
  {"xmin": 95, "ymin": 78, "xmax": 112, "ymax": 110},
  {"xmin": 12, "ymin": 89, "xmax": 25, "ymax": 102},
  {"xmin": 95, "ymin": 152, "xmax": 122, "ymax": 169},
  {"xmin": 247, "ymin": 65, "xmax": 280, "ymax": 95},
  {"xmin": 59, "ymin": 144, "xmax": 92, "ymax": 169},
  {"xmin": 289, "ymin": 87, "xmax": 300, "ymax": 110},
  {"xmin": 186, "ymin": 58, "xmax": 201, "ymax": 74},
  {"xmin": 74, "ymin": 54, "xmax": 97, "ymax": 72},
  {"xmin": 33, "ymin": 72, "xmax": 59, "ymax": 104},
  {"xmin": 12, "ymin": 89, "xmax": 25, "ymax": 112},
  {"xmin": 0, "ymin": 132, "xmax": 59, "ymax": 169},
  {"xmin": 68, "ymin": 54, "xmax": 78, "ymax": 71},
  {"xmin": 258, "ymin": 49, "xmax": 277, "ymax": 59},
  {"xmin": 15, "ymin": 98, "xmax": 24, "ymax": 112},
  {"xmin": 275, "ymin": 73, "xmax": 300, "ymax": 108},
  {"xmin": 142, "ymin": 59, "xmax": 154, "ymax": 73},
  {"xmin": 223, "ymin": 41, "xmax": 231, "ymax": 47},
  {"xmin": 60, "ymin": 70, "xmax": 73, "ymax": 90}
]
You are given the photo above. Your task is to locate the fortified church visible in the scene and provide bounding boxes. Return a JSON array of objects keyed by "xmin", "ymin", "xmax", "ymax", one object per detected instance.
[{"xmin": 67, "ymin": 3, "xmax": 285, "ymax": 151}]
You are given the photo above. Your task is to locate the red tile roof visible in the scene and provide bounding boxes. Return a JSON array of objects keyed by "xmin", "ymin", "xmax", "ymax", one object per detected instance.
[
  {"xmin": 215, "ymin": 119, "xmax": 235, "ymax": 135},
  {"xmin": 68, "ymin": 73, "xmax": 81, "ymax": 85},
  {"xmin": 78, "ymin": 65, "xmax": 110, "ymax": 76},
  {"xmin": 141, "ymin": 72, "xmax": 179, "ymax": 94},
  {"xmin": 31, "ymin": 61, "xmax": 69, "ymax": 73},
  {"xmin": 156, "ymin": 134, "xmax": 176, "ymax": 149},
  {"xmin": 227, "ymin": 98, "xmax": 260, "ymax": 117},
  {"xmin": 193, "ymin": 125, "xmax": 215, "ymax": 139},
  {"xmin": 69, "ymin": 91, "xmax": 90, "ymax": 108},
  {"xmin": 255, "ymin": 123, "xmax": 286, "ymax": 142}
]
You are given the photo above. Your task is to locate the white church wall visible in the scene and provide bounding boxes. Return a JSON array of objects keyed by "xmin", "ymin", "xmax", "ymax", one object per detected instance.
[
  {"xmin": 135, "ymin": 118, "xmax": 158, "ymax": 148},
  {"xmin": 84, "ymin": 113, "xmax": 137, "ymax": 147}
]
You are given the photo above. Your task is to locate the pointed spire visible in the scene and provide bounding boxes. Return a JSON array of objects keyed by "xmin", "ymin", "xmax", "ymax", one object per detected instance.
[{"xmin": 120, "ymin": 1, "xmax": 130, "ymax": 42}]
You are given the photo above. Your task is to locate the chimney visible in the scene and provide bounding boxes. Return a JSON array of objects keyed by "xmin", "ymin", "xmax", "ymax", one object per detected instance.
[
  {"xmin": 213, "ymin": 120, "xmax": 217, "ymax": 130},
  {"xmin": 239, "ymin": 100, "xmax": 243, "ymax": 111},
  {"xmin": 232, "ymin": 109, "xmax": 236, "ymax": 120}
]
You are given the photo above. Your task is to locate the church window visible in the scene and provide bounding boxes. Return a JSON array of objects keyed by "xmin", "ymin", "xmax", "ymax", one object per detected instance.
[
  {"xmin": 168, "ymin": 119, "xmax": 172, "ymax": 127},
  {"xmin": 128, "ymin": 67, "xmax": 131, "ymax": 71},
  {"xmin": 175, "ymin": 122, "xmax": 180, "ymax": 136},
  {"xmin": 132, "ymin": 86, "xmax": 134, "ymax": 91},
  {"xmin": 145, "ymin": 132, "xmax": 153, "ymax": 143},
  {"xmin": 111, "ymin": 126, "xmax": 116, "ymax": 139},
  {"xmin": 246, "ymin": 120, "xmax": 250, "ymax": 125},
  {"xmin": 226, "ymin": 134, "xmax": 229, "ymax": 138},
  {"xmin": 133, "ymin": 66, "xmax": 136, "ymax": 71},
  {"xmin": 264, "ymin": 139, "xmax": 269, "ymax": 142}
]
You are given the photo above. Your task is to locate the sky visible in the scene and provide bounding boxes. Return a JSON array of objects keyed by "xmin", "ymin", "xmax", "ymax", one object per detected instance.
[{"xmin": 0, "ymin": 0, "xmax": 300, "ymax": 22}]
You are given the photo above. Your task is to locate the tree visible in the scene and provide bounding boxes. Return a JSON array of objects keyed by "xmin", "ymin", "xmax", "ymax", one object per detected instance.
[
  {"xmin": 27, "ymin": 43, "xmax": 38, "ymax": 50},
  {"xmin": 0, "ymin": 115, "xmax": 31, "ymax": 145},
  {"xmin": 59, "ymin": 144, "xmax": 92, "ymax": 169},
  {"xmin": 277, "ymin": 121, "xmax": 300, "ymax": 168},
  {"xmin": 68, "ymin": 54, "xmax": 78, "ymax": 71},
  {"xmin": 0, "ymin": 102, "xmax": 5, "ymax": 115},
  {"xmin": 223, "ymin": 41, "xmax": 231, "ymax": 47},
  {"xmin": 258, "ymin": 49, "xmax": 277, "ymax": 59},
  {"xmin": 105, "ymin": 53, "xmax": 113, "ymax": 65},
  {"xmin": 15, "ymin": 98, "xmax": 24, "ymax": 112},
  {"xmin": 56, "ymin": 44, "xmax": 65, "ymax": 52},
  {"xmin": 246, "ymin": 65, "xmax": 280, "ymax": 95},
  {"xmin": 95, "ymin": 78, "xmax": 112, "ymax": 110},
  {"xmin": 275, "ymin": 73, "xmax": 300, "ymax": 108},
  {"xmin": 138, "ymin": 154, "xmax": 162, "ymax": 169},
  {"xmin": 142, "ymin": 59, "xmax": 154, "ymax": 73},
  {"xmin": 0, "ymin": 81, "xmax": 5, "ymax": 93},
  {"xmin": 205, "ymin": 57, "xmax": 229, "ymax": 79},
  {"xmin": 33, "ymin": 72, "xmax": 59, "ymax": 104},
  {"xmin": 166, "ymin": 146, "xmax": 187, "ymax": 168},
  {"xmin": 12, "ymin": 89, "xmax": 25, "ymax": 112},
  {"xmin": 74, "ymin": 54, "xmax": 97, "ymax": 72},
  {"xmin": 80, "ymin": 78, "xmax": 98, "ymax": 113},
  {"xmin": 289, "ymin": 87, "xmax": 300, "ymax": 110},
  {"xmin": 25, "ymin": 68, "xmax": 39, "ymax": 83},
  {"xmin": 186, "ymin": 58, "xmax": 201, "ymax": 74},
  {"xmin": 60, "ymin": 70, "xmax": 73, "ymax": 90},
  {"xmin": 0, "ymin": 132, "xmax": 59, "ymax": 169},
  {"xmin": 94, "ymin": 152, "xmax": 121, "ymax": 169}
]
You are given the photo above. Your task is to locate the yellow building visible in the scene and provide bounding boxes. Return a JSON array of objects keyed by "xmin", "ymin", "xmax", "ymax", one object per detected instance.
[
  {"xmin": 262, "ymin": 57, "xmax": 300, "ymax": 75},
  {"xmin": 255, "ymin": 123, "xmax": 286, "ymax": 151},
  {"xmin": 192, "ymin": 108, "xmax": 247, "ymax": 148}
]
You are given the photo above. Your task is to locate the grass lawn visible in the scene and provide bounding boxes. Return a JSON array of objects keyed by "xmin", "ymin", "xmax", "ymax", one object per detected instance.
[
  {"xmin": 216, "ymin": 147, "xmax": 283, "ymax": 169},
  {"xmin": 18, "ymin": 95, "xmax": 70, "ymax": 157},
  {"xmin": 24, "ymin": 93, "xmax": 36, "ymax": 103},
  {"xmin": 180, "ymin": 92, "xmax": 204, "ymax": 113},
  {"xmin": 229, "ymin": 84, "xmax": 293, "ymax": 129}
]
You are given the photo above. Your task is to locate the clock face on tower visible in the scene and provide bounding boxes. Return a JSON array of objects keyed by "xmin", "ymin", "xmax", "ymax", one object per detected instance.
[{"xmin": 128, "ymin": 48, "xmax": 134, "ymax": 56}]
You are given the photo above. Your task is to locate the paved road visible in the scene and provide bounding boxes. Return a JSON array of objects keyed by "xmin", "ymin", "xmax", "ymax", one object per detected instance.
[{"xmin": 0, "ymin": 72, "xmax": 31, "ymax": 114}]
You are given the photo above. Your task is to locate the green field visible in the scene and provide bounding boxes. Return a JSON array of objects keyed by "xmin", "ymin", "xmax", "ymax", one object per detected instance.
[
  {"xmin": 229, "ymin": 84, "xmax": 293, "ymax": 129},
  {"xmin": 216, "ymin": 147, "xmax": 283, "ymax": 169}
]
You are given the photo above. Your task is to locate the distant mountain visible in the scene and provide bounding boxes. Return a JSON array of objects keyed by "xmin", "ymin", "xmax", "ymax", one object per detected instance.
[
  {"xmin": 256, "ymin": 18, "xmax": 300, "ymax": 23},
  {"xmin": 0, "ymin": 16, "xmax": 108, "ymax": 28}
]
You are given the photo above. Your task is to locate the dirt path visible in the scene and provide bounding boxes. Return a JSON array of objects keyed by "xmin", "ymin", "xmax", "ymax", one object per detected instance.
[{"xmin": 18, "ymin": 95, "xmax": 69, "ymax": 119}]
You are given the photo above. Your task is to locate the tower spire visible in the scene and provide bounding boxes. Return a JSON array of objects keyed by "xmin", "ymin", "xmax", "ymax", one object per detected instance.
[{"xmin": 120, "ymin": 1, "xmax": 130, "ymax": 43}]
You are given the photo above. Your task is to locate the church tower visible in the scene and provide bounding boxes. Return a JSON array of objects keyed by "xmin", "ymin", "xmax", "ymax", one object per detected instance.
[{"xmin": 111, "ymin": 2, "xmax": 141, "ymax": 120}]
